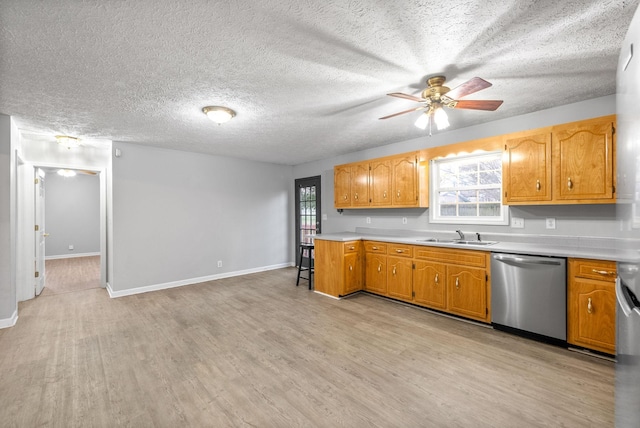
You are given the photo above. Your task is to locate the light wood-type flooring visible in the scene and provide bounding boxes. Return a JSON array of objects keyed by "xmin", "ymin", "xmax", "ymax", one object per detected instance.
[
  {"xmin": 41, "ymin": 256, "xmax": 101, "ymax": 296},
  {"xmin": 0, "ymin": 268, "xmax": 614, "ymax": 427}
]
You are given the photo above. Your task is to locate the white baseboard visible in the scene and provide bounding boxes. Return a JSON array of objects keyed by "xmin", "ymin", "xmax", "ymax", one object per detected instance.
[
  {"xmin": 45, "ymin": 252, "xmax": 100, "ymax": 260},
  {"xmin": 107, "ymin": 262, "xmax": 292, "ymax": 298},
  {"xmin": 0, "ymin": 309, "xmax": 18, "ymax": 329},
  {"xmin": 313, "ymin": 290, "xmax": 341, "ymax": 300}
]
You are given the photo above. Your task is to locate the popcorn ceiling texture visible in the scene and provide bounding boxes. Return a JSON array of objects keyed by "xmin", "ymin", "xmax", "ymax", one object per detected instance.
[{"xmin": 0, "ymin": 0, "xmax": 637, "ymax": 165}]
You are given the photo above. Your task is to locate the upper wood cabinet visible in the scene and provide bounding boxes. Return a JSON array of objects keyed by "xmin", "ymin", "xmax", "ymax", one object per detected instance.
[
  {"xmin": 333, "ymin": 152, "xmax": 428, "ymax": 209},
  {"xmin": 552, "ymin": 117, "xmax": 615, "ymax": 202},
  {"xmin": 503, "ymin": 115, "xmax": 616, "ymax": 205},
  {"xmin": 503, "ymin": 130, "xmax": 552, "ymax": 203}
]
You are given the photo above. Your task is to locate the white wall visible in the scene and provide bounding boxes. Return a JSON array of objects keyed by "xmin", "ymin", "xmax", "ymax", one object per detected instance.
[
  {"xmin": 0, "ymin": 115, "xmax": 17, "ymax": 326},
  {"xmin": 293, "ymin": 95, "xmax": 619, "ymax": 239},
  {"xmin": 44, "ymin": 172, "xmax": 100, "ymax": 257},
  {"xmin": 110, "ymin": 142, "xmax": 293, "ymax": 293}
]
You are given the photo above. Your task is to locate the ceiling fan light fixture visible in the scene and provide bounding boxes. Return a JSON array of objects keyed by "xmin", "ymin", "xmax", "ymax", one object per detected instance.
[
  {"xmin": 433, "ymin": 107, "xmax": 450, "ymax": 130},
  {"xmin": 414, "ymin": 112, "xmax": 430, "ymax": 130},
  {"xmin": 55, "ymin": 135, "xmax": 81, "ymax": 149},
  {"xmin": 202, "ymin": 106, "xmax": 236, "ymax": 124}
]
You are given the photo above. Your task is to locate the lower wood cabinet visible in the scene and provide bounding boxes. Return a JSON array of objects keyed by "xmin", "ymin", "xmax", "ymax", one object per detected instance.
[
  {"xmin": 567, "ymin": 258, "xmax": 617, "ymax": 354},
  {"xmin": 364, "ymin": 242, "xmax": 388, "ymax": 295},
  {"xmin": 413, "ymin": 261, "xmax": 447, "ymax": 310},
  {"xmin": 363, "ymin": 241, "xmax": 491, "ymax": 323},
  {"xmin": 314, "ymin": 240, "xmax": 363, "ymax": 297}
]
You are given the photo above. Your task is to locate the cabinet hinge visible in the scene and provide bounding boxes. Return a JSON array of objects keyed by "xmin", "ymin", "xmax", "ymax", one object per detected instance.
[
  {"xmin": 613, "ymin": 185, "xmax": 616, "ymax": 194},
  {"xmin": 486, "ymin": 307, "xmax": 488, "ymax": 315},
  {"xmin": 612, "ymin": 125, "xmax": 616, "ymax": 135},
  {"xmin": 35, "ymin": 225, "xmax": 39, "ymax": 231},
  {"xmin": 485, "ymin": 274, "xmax": 488, "ymax": 282},
  {"xmin": 34, "ymin": 178, "xmax": 39, "ymax": 184},
  {"xmin": 504, "ymin": 144, "xmax": 507, "ymax": 150},
  {"xmin": 412, "ymin": 263, "xmax": 415, "ymax": 269},
  {"xmin": 412, "ymin": 291, "xmax": 415, "ymax": 297},
  {"xmin": 35, "ymin": 271, "xmax": 40, "ymax": 278},
  {"xmin": 504, "ymin": 191, "xmax": 507, "ymax": 198}
]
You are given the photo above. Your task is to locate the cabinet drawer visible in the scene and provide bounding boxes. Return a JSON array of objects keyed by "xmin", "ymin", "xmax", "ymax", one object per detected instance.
[
  {"xmin": 364, "ymin": 241, "xmax": 388, "ymax": 254},
  {"xmin": 388, "ymin": 244, "xmax": 412, "ymax": 257},
  {"xmin": 343, "ymin": 241, "xmax": 360, "ymax": 254},
  {"xmin": 414, "ymin": 246, "xmax": 487, "ymax": 268},
  {"xmin": 570, "ymin": 259, "xmax": 617, "ymax": 282}
]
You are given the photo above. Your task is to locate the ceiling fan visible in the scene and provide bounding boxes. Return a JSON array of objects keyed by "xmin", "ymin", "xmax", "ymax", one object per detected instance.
[{"xmin": 379, "ymin": 76, "xmax": 503, "ymax": 134}]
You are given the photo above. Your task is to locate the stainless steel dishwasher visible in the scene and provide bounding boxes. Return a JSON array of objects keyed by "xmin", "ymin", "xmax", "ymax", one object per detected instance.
[{"xmin": 491, "ymin": 253, "xmax": 567, "ymax": 342}]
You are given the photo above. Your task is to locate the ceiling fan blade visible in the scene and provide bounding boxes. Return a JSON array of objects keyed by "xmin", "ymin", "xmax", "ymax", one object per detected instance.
[
  {"xmin": 446, "ymin": 77, "xmax": 492, "ymax": 100},
  {"xmin": 379, "ymin": 106, "xmax": 427, "ymax": 120},
  {"xmin": 454, "ymin": 100, "xmax": 503, "ymax": 111},
  {"xmin": 387, "ymin": 92, "xmax": 425, "ymax": 103}
]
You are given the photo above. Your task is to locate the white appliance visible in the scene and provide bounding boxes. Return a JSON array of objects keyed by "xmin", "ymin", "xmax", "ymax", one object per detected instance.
[{"xmin": 616, "ymin": 4, "xmax": 640, "ymax": 425}]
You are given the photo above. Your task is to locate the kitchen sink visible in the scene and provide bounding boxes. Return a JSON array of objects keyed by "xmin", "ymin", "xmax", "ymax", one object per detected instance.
[
  {"xmin": 451, "ymin": 240, "xmax": 498, "ymax": 246},
  {"xmin": 416, "ymin": 238, "xmax": 498, "ymax": 246}
]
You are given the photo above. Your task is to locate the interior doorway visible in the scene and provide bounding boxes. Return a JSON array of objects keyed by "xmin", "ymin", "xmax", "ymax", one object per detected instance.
[{"xmin": 294, "ymin": 176, "xmax": 321, "ymax": 265}]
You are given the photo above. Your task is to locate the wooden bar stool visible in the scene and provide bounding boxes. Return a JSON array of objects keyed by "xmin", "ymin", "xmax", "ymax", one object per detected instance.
[{"xmin": 296, "ymin": 243, "xmax": 314, "ymax": 290}]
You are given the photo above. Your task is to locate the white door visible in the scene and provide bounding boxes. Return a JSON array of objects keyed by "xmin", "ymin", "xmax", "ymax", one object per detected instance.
[{"xmin": 34, "ymin": 169, "xmax": 46, "ymax": 296}]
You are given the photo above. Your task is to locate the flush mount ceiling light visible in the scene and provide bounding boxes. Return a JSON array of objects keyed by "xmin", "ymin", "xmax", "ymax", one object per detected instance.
[
  {"xmin": 57, "ymin": 169, "xmax": 76, "ymax": 177},
  {"xmin": 202, "ymin": 106, "xmax": 236, "ymax": 124},
  {"xmin": 55, "ymin": 135, "xmax": 81, "ymax": 149}
]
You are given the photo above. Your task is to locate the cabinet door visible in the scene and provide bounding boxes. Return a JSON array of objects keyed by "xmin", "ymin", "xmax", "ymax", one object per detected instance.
[
  {"xmin": 568, "ymin": 278, "xmax": 616, "ymax": 354},
  {"xmin": 392, "ymin": 154, "xmax": 418, "ymax": 206},
  {"xmin": 503, "ymin": 132, "xmax": 552, "ymax": 203},
  {"xmin": 351, "ymin": 162, "xmax": 370, "ymax": 207},
  {"xmin": 446, "ymin": 265, "xmax": 488, "ymax": 322},
  {"xmin": 343, "ymin": 252, "xmax": 363, "ymax": 295},
  {"xmin": 365, "ymin": 253, "xmax": 387, "ymax": 295},
  {"xmin": 370, "ymin": 159, "xmax": 391, "ymax": 206},
  {"xmin": 552, "ymin": 119, "xmax": 614, "ymax": 201},
  {"xmin": 387, "ymin": 257, "xmax": 413, "ymax": 301},
  {"xmin": 413, "ymin": 260, "xmax": 447, "ymax": 310},
  {"xmin": 334, "ymin": 165, "xmax": 351, "ymax": 208}
]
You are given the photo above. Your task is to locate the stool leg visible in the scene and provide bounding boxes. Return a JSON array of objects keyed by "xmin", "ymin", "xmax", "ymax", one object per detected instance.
[
  {"xmin": 309, "ymin": 248, "xmax": 314, "ymax": 290},
  {"xmin": 296, "ymin": 245, "xmax": 304, "ymax": 286}
]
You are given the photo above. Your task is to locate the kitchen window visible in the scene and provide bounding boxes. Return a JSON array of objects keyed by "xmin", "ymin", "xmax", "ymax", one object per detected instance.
[{"xmin": 430, "ymin": 151, "xmax": 508, "ymax": 225}]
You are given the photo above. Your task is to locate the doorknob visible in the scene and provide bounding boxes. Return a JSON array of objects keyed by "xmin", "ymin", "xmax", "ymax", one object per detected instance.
[{"xmin": 43, "ymin": 233, "xmax": 50, "ymax": 237}]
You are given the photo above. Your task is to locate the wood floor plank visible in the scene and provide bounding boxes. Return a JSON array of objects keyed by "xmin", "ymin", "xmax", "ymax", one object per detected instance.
[{"xmin": 0, "ymin": 267, "xmax": 614, "ymax": 427}]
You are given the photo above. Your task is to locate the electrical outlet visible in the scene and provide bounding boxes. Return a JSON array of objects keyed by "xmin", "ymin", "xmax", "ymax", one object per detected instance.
[
  {"xmin": 217, "ymin": 260, "xmax": 222, "ymax": 268},
  {"xmin": 546, "ymin": 218, "xmax": 556, "ymax": 229},
  {"xmin": 402, "ymin": 217, "xmax": 408, "ymax": 224},
  {"xmin": 68, "ymin": 244, "xmax": 74, "ymax": 250},
  {"xmin": 322, "ymin": 214, "xmax": 327, "ymax": 221},
  {"xmin": 366, "ymin": 217, "xmax": 371, "ymax": 224},
  {"xmin": 511, "ymin": 217, "xmax": 525, "ymax": 228}
]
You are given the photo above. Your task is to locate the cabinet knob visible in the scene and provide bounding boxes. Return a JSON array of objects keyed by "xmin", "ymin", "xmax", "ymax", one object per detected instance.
[
  {"xmin": 349, "ymin": 264, "xmax": 353, "ymax": 271},
  {"xmin": 349, "ymin": 246, "xmax": 355, "ymax": 250},
  {"xmin": 378, "ymin": 264, "xmax": 382, "ymax": 273},
  {"xmin": 343, "ymin": 194, "xmax": 348, "ymax": 200},
  {"xmin": 372, "ymin": 246, "xmax": 378, "ymax": 250},
  {"xmin": 587, "ymin": 297, "xmax": 593, "ymax": 314},
  {"xmin": 567, "ymin": 177, "xmax": 573, "ymax": 190},
  {"xmin": 397, "ymin": 190, "xmax": 401, "ymax": 198},
  {"xmin": 435, "ymin": 273, "xmax": 439, "ymax": 284},
  {"xmin": 383, "ymin": 191, "xmax": 387, "ymax": 198},
  {"xmin": 392, "ymin": 266, "xmax": 397, "ymax": 275},
  {"xmin": 455, "ymin": 277, "xmax": 460, "ymax": 289},
  {"xmin": 396, "ymin": 249, "xmax": 403, "ymax": 253},
  {"xmin": 536, "ymin": 179, "xmax": 541, "ymax": 191},
  {"xmin": 354, "ymin": 193, "xmax": 358, "ymax": 200}
]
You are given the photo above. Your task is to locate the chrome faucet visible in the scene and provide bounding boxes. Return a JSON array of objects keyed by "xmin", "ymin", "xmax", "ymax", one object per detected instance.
[{"xmin": 456, "ymin": 229, "xmax": 465, "ymax": 240}]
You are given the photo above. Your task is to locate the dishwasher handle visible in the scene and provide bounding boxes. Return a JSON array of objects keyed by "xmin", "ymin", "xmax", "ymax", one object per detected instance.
[{"xmin": 492, "ymin": 254, "xmax": 564, "ymax": 266}]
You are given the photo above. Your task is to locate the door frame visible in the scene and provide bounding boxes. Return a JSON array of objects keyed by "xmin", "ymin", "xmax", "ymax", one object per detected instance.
[
  {"xmin": 294, "ymin": 175, "xmax": 321, "ymax": 265},
  {"xmin": 16, "ymin": 161, "xmax": 108, "ymax": 301}
]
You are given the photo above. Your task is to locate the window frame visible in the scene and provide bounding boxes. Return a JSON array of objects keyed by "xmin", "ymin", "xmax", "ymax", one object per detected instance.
[{"xmin": 429, "ymin": 151, "xmax": 509, "ymax": 225}]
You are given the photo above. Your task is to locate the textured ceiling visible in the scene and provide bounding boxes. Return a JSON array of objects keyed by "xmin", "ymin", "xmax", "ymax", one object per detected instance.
[{"xmin": 1, "ymin": 0, "xmax": 638, "ymax": 165}]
